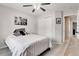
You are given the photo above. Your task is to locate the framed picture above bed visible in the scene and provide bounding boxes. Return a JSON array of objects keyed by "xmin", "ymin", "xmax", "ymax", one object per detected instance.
[{"xmin": 14, "ymin": 16, "xmax": 27, "ymax": 25}]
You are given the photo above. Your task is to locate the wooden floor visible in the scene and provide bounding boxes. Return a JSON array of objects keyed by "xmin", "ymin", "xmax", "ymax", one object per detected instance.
[{"xmin": 64, "ymin": 36, "xmax": 79, "ymax": 56}]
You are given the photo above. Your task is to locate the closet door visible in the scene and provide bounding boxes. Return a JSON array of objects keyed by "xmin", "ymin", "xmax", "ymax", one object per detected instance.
[{"xmin": 38, "ymin": 17, "xmax": 53, "ymax": 39}]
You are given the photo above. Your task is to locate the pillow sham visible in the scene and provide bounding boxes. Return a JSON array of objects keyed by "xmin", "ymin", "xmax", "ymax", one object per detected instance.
[
  {"xmin": 13, "ymin": 29, "xmax": 21, "ymax": 36},
  {"xmin": 13, "ymin": 28, "xmax": 26, "ymax": 36}
]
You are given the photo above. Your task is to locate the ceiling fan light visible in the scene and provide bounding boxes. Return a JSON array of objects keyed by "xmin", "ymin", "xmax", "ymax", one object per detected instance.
[
  {"xmin": 34, "ymin": 5, "xmax": 36, "ymax": 9},
  {"xmin": 33, "ymin": 3, "xmax": 40, "ymax": 10},
  {"xmin": 37, "ymin": 6, "xmax": 40, "ymax": 10}
]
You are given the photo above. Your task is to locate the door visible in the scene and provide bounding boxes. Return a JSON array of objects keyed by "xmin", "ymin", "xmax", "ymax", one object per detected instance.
[{"xmin": 38, "ymin": 17, "xmax": 55, "ymax": 39}]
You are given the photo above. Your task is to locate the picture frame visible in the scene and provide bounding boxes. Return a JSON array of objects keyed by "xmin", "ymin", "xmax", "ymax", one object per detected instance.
[
  {"xmin": 14, "ymin": 16, "xmax": 27, "ymax": 25},
  {"xmin": 56, "ymin": 18, "xmax": 61, "ymax": 24}
]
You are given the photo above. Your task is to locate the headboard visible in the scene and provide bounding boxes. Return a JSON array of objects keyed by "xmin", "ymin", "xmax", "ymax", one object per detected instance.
[{"xmin": 14, "ymin": 28, "xmax": 25, "ymax": 33}]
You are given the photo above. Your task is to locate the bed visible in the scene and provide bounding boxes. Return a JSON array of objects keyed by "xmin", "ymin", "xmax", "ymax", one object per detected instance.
[{"xmin": 5, "ymin": 33, "xmax": 51, "ymax": 56}]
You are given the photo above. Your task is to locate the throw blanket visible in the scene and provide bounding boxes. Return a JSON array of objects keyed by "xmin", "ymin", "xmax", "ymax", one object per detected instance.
[{"xmin": 5, "ymin": 34, "xmax": 48, "ymax": 56}]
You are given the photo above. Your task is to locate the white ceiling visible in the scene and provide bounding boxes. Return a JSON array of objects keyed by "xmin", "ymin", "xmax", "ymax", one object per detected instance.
[{"xmin": 0, "ymin": 3, "xmax": 79, "ymax": 15}]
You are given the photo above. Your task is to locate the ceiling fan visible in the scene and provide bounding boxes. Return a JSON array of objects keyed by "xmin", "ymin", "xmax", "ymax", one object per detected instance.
[{"xmin": 23, "ymin": 3, "xmax": 51, "ymax": 13}]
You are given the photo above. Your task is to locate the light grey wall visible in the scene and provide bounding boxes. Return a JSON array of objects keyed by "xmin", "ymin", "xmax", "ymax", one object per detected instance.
[
  {"xmin": 76, "ymin": 10, "xmax": 79, "ymax": 38},
  {"xmin": 55, "ymin": 11, "xmax": 63, "ymax": 43},
  {"xmin": 37, "ymin": 11, "xmax": 63, "ymax": 43},
  {"xmin": 0, "ymin": 5, "xmax": 37, "ymax": 48},
  {"xmin": 64, "ymin": 10, "xmax": 77, "ymax": 16}
]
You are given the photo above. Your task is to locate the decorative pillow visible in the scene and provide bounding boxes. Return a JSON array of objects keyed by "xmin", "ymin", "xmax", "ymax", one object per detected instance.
[
  {"xmin": 20, "ymin": 31, "xmax": 25, "ymax": 35},
  {"xmin": 13, "ymin": 29, "xmax": 21, "ymax": 36}
]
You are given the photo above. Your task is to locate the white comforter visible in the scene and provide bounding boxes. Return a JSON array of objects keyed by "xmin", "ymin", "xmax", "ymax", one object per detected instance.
[{"xmin": 5, "ymin": 34, "xmax": 49, "ymax": 56}]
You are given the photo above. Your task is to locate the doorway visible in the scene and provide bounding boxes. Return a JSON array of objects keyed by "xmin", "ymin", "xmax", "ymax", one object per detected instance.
[
  {"xmin": 64, "ymin": 15, "xmax": 77, "ymax": 41},
  {"xmin": 73, "ymin": 22, "xmax": 77, "ymax": 35},
  {"xmin": 64, "ymin": 16, "xmax": 71, "ymax": 40}
]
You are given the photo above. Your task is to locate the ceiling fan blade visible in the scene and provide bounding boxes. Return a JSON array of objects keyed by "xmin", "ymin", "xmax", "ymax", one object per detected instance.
[
  {"xmin": 40, "ymin": 7, "xmax": 46, "ymax": 12},
  {"xmin": 32, "ymin": 9, "xmax": 35, "ymax": 12},
  {"xmin": 23, "ymin": 5, "xmax": 32, "ymax": 7},
  {"xmin": 41, "ymin": 3, "xmax": 51, "ymax": 5}
]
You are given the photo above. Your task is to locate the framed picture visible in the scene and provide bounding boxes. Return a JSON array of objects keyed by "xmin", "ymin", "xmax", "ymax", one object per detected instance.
[
  {"xmin": 14, "ymin": 16, "xmax": 27, "ymax": 25},
  {"xmin": 56, "ymin": 18, "xmax": 61, "ymax": 24}
]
